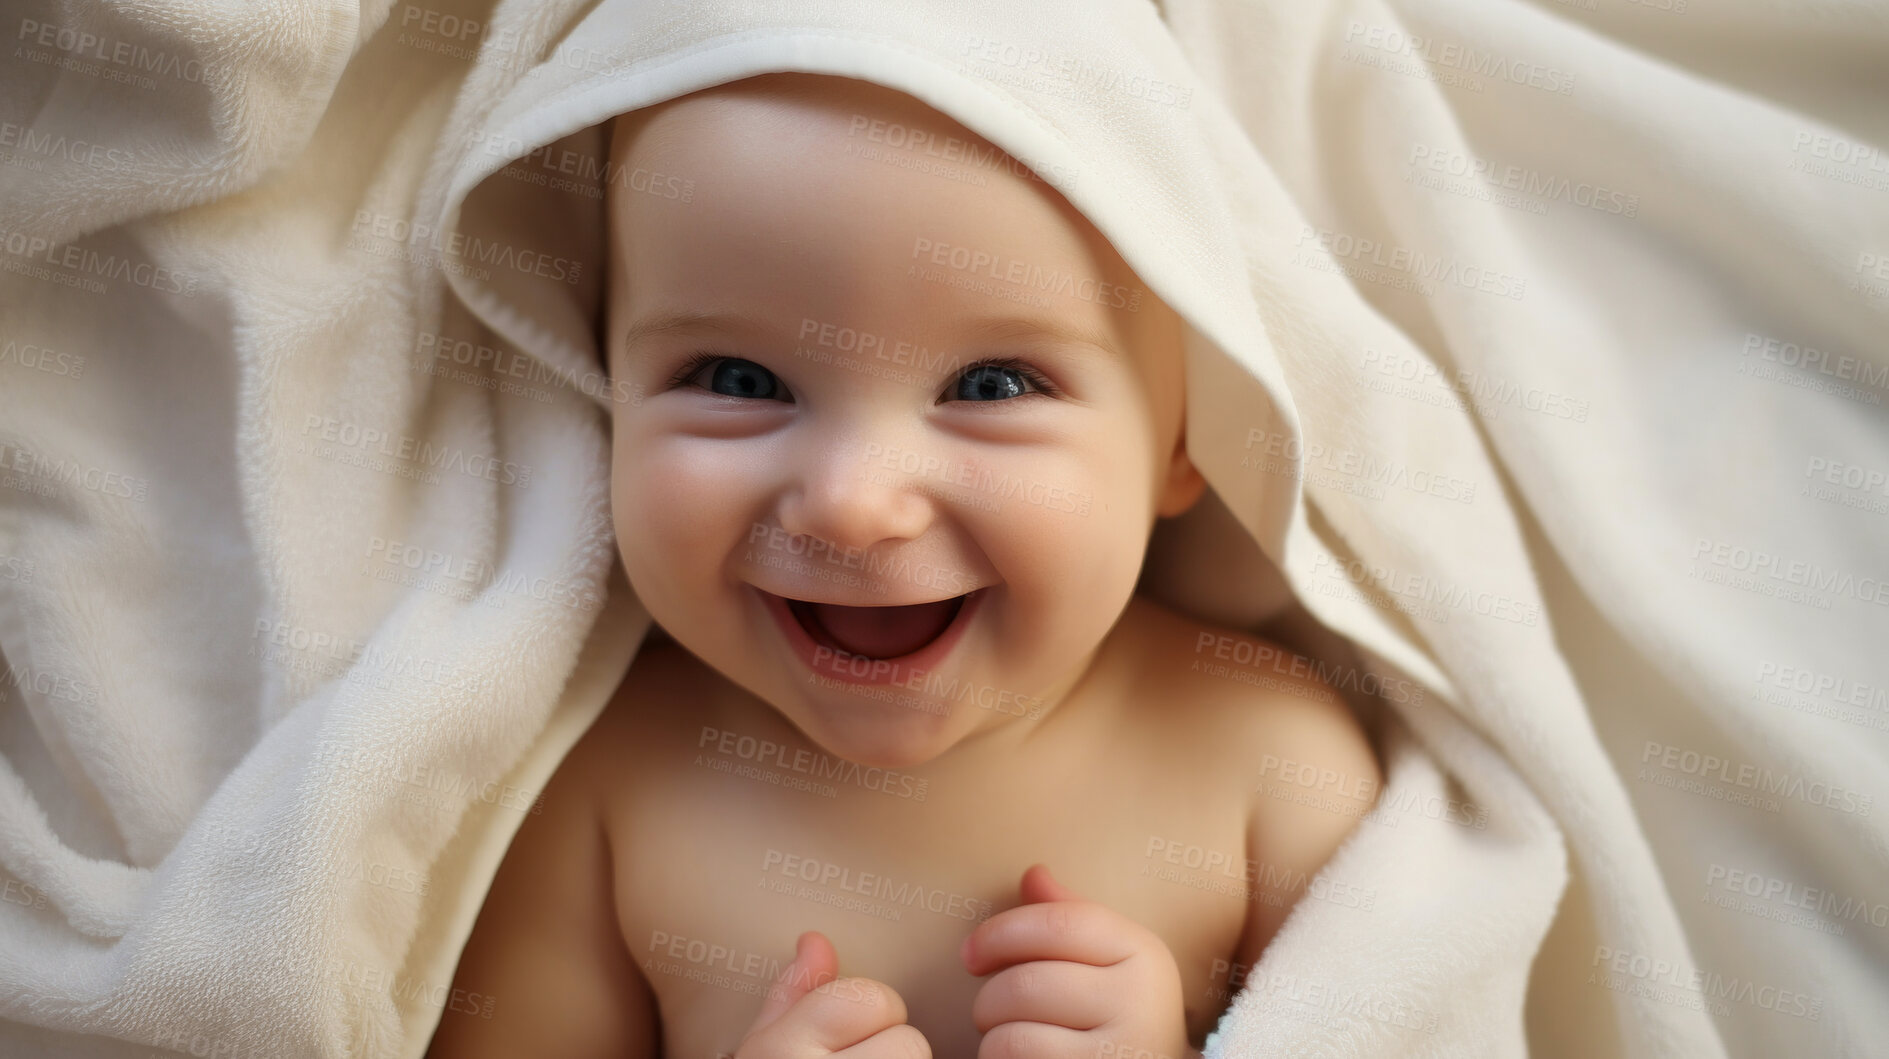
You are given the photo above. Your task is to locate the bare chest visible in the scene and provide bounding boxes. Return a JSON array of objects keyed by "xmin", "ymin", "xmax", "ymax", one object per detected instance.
[{"xmin": 601, "ymin": 689, "xmax": 1253, "ymax": 1057}]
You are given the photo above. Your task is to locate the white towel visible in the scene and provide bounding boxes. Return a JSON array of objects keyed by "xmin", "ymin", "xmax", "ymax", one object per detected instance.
[{"xmin": 0, "ymin": 0, "xmax": 1883, "ymax": 1057}]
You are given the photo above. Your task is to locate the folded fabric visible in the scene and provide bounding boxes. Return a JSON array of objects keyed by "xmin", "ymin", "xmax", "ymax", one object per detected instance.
[{"xmin": 0, "ymin": 0, "xmax": 1882, "ymax": 1056}]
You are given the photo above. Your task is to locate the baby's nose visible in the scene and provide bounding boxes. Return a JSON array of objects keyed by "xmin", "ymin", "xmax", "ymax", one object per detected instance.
[{"xmin": 776, "ymin": 438, "xmax": 936, "ymax": 554}]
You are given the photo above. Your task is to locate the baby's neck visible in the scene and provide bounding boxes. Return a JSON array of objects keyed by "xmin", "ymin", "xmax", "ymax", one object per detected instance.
[{"xmin": 897, "ymin": 627, "xmax": 1136, "ymax": 784}]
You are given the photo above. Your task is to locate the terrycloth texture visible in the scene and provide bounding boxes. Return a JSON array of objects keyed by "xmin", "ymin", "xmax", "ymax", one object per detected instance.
[{"xmin": 1, "ymin": 2, "xmax": 1884, "ymax": 1059}]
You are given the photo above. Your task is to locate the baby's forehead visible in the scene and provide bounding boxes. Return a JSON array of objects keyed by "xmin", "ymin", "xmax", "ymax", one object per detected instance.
[{"xmin": 605, "ymin": 73, "xmax": 1184, "ymax": 384}]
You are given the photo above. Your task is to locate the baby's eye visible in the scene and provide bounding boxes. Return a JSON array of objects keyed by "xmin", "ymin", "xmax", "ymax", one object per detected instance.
[
  {"xmin": 668, "ymin": 352, "xmax": 1059, "ymax": 405},
  {"xmin": 945, "ymin": 357, "xmax": 1061, "ymax": 403},
  {"xmin": 671, "ymin": 353, "xmax": 789, "ymax": 401}
]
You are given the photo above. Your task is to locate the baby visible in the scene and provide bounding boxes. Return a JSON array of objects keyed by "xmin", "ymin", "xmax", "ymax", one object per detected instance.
[{"xmin": 428, "ymin": 73, "xmax": 1380, "ymax": 1059}]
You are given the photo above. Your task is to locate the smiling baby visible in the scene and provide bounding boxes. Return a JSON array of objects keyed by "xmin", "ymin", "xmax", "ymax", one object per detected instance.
[{"xmin": 427, "ymin": 72, "xmax": 1381, "ymax": 1059}]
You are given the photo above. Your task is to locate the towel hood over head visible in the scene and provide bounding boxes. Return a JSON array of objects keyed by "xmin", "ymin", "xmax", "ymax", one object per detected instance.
[{"xmin": 434, "ymin": 0, "xmax": 1311, "ymax": 632}]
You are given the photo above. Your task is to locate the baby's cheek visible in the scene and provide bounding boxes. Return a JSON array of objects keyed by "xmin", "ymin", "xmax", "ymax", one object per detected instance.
[
  {"xmin": 1032, "ymin": 445, "xmax": 1140, "ymax": 528},
  {"xmin": 610, "ymin": 448, "xmax": 695, "ymax": 583},
  {"xmin": 632, "ymin": 442, "xmax": 762, "ymax": 555},
  {"xmin": 974, "ymin": 452, "xmax": 1131, "ymax": 592}
]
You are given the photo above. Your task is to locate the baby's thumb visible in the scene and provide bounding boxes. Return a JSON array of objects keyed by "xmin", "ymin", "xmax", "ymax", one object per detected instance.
[
  {"xmin": 749, "ymin": 931, "xmax": 840, "ymax": 1032},
  {"xmin": 1012, "ymin": 864, "xmax": 1088, "ymax": 906},
  {"xmin": 1018, "ymin": 863, "xmax": 1082, "ymax": 904}
]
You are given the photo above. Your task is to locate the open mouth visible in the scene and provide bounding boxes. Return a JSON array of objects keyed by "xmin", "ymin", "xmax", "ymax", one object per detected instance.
[{"xmin": 785, "ymin": 593, "xmax": 969, "ymax": 660}]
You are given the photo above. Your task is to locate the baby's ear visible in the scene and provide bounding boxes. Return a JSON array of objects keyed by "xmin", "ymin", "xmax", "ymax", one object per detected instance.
[{"xmin": 1155, "ymin": 432, "xmax": 1208, "ymax": 518}]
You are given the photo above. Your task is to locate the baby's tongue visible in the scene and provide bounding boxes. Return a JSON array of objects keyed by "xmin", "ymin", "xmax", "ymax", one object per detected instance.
[{"xmin": 809, "ymin": 598, "xmax": 959, "ymax": 659}]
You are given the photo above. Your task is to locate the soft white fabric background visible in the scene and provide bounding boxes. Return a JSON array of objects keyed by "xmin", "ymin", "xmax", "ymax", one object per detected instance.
[{"xmin": 0, "ymin": 0, "xmax": 1883, "ymax": 1056}]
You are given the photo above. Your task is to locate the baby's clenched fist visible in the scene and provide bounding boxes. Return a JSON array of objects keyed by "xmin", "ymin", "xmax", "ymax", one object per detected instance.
[
  {"xmin": 961, "ymin": 865, "xmax": 1200, "ymax": 1059},
  {"xmin": 735, "ymin": 932, "xmax": 931, "ymax": 1059}
]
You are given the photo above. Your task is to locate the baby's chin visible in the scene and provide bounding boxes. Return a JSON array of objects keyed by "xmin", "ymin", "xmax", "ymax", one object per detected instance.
[{"xmin": 778, "ymin": 697, "xmax": 977, "ymax": 771}]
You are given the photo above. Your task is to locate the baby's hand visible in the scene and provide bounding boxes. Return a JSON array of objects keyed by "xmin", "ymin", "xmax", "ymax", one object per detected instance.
[
  {"xmin": 961, "ymin": 864, "xmax": 1200, "ymax": 1059},
  {"xmin": 734, "ymin": 931, "xmax": 931, "ymax": 1058}
]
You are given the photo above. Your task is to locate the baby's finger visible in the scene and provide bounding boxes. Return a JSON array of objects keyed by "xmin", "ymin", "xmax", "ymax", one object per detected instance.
[
  {"xmin": 970, "ymin": 960, "xmax": 1113, "ymax": 1033},
  {"xmin": 1017, "ymin": 863, "xmax": 1083, "ymax": 905},
  {"xmin": 974, "ymin": 1019, "xmax": 1089, "ymax": 1059},
  {"xmin": 750, "ymin": 932, "xmax": 840, "ymax": 1032},
  {"xmin": 832, "ymin": 1022, "xmax": 932, "ymax": 1058},
  {"xmin": 961, "ymin": 900, "xmax": 1134, "ymax": 976},
  {"xmin": 772, "ymin": 977, "xmax": 912, "ymax": 1054}
]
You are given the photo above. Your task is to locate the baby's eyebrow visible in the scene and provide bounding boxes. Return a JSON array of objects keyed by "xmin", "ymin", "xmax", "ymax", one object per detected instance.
[
  {"xmin": 959, "ymin": 314, "xmax": 1125, "ymax": 360},
  {"xmin": 621, "ymin": 308, "xmax": 770, "ymax": 349},
  {"xmin": 620, "ymin": 308, "xmax": 1123, "ymax": 359}
]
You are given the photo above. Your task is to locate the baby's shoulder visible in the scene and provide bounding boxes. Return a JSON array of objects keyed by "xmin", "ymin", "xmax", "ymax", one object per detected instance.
[{"xmin": 1119, "ymin": 598, "xmax": 1385, "ymax": 971}]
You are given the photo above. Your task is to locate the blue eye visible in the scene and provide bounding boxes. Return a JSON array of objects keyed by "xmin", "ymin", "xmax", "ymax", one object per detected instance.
[
  {"xmin": 667, "ymin": 352, "xmax": 1061, "ymax": 403},
  {"xmin": 948, "ymin": 358, "xmax": 1061, "ymax": 403},
  {"xmin": 670, "ymin": 353, "xmax": 787, "ymax": 400}
]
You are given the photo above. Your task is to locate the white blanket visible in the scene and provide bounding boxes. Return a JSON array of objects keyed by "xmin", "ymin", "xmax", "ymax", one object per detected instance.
[{"xmin": 1, "ymin": 0, "xmax": 1884, "ymax": 1056}]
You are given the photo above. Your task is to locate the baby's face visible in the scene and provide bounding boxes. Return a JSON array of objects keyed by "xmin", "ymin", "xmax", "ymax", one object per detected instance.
[{"xmin": 604, "ymin": 73, "xmax": 1203, "ymax": 768}]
